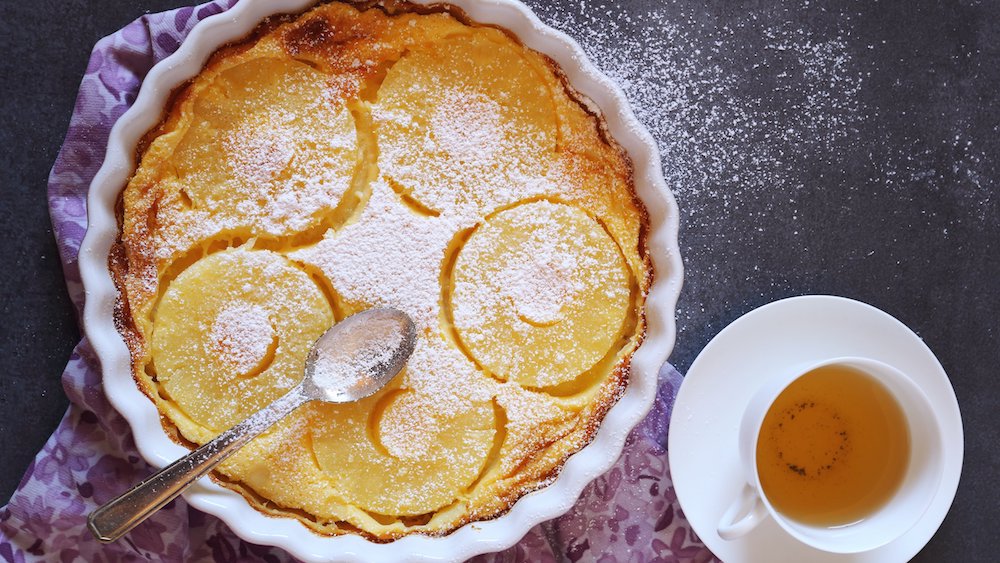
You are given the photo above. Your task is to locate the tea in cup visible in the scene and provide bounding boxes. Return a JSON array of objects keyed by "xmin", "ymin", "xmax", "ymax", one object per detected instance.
[{"xmin": 717, "ymin": 357, "xmax": 944, "ymax": 553}]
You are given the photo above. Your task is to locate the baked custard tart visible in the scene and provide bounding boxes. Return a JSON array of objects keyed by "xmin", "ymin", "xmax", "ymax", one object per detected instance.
[{"xmin": 111, "ymin": 0, "xmax": 651, "ymax": 540}]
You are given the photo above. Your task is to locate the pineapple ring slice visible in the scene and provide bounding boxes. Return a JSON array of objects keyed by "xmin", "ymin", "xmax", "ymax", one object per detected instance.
[
  {"xmin": 311, "ymin": 388, "xmax": 495, "ymax": 516},
  {"xmin": 152, "ymin": 246, "xmax": 334, "ymax": 433},
  {"xmin": 451, "ymin": 200, "xmax": 632, "ymax": 388},
  {"xmin": 373, "ymin": 31, "xmax": 557, "ymax": 217},
  {"xmin": 167, "ymin": 56, "xmax": 356, "ymax": 235}
]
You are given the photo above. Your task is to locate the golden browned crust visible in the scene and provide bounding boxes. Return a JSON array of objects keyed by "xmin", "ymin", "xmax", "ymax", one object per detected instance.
[{"xmin": 111, "ymin": 0, "xmax": 651, "ymax": 540}]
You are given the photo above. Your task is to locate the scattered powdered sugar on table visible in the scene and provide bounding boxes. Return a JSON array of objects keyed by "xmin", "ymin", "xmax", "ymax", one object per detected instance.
[
  {"xmin": 532, "ymin": 1, "xmax": 995, "ymax": 223},
  {"xmin": 209, "ymin": 302, "xmax": 274, "ymax": 375},
  {"xmin": 530, "ymin": 1, "xmax": 865, "ymax": 217}
]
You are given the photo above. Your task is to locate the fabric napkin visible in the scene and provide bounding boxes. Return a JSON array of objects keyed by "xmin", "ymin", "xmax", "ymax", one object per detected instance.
[{"xmin": 0, "ymin": 2, "xmax": 713, "ymax": 561}]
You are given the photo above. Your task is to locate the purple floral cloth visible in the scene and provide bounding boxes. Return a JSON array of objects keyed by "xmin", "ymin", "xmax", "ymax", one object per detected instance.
[{"xmin": 0, "ymin": 2, "xmax": 714, "ymax": 562}]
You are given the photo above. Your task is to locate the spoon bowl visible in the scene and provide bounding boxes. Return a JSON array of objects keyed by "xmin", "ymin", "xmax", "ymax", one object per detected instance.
[
  {"xmin": 88, "ymin": 308, "xmax": 416, "ymax": 543},
  {"xmin": 304, "ymin": 308, "xmax": 416, "ymax": 403}
]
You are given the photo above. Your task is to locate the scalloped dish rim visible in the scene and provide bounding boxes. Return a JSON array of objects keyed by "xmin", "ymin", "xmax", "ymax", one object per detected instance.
[{"xmin": 77, "ymin": 0, "xmax": 684, "ymax": 561}]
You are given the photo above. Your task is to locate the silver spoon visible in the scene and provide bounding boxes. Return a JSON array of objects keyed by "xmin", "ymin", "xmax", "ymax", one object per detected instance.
[{"xmin": 87, "ymin": 308, "xmax": 416, "ymax": 543}]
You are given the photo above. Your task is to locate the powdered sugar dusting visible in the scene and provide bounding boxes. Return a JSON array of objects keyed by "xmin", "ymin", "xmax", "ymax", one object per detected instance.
[
  {"xmin": 291, "ymin": 180, "xmax": 464, "ymax": 331},
  {"xmin": 449, "ymin": 200, "xmax": 630, "ymax": 387},
  {"xmin": 226, "ymin": 119, "xmax": 296, "ymax": 185},
  {"xmin": 510, "ymin": 251, "xmax": 578, "ymax": 326},
  {"xmin": 149, "ymin": 61, "xmax": 357, "ymax": 262},
  {"xmin": 373, "ymin": 81, "xmax": 557, "ymax": 219},
  {"xmin": 387, "ymin": 334, "xmax": 569, "ymax": 463},
  {"xmin": 379, "ymin": 398, "xmax": 440, "ymax": 460},
  {"xmin": 452, "ymin": 202, "xmax": 593, "ymax": 333},
  {"xmin": 432, "ymin": 90, "xmax": 505, "ymax": 162},
  {"xmin": 402, "ymin": 336, "xmax": 493, "ymax": 415},
  {"xmin": 209, "ymin": 303, "xmax": 275, "ymax": 375}
]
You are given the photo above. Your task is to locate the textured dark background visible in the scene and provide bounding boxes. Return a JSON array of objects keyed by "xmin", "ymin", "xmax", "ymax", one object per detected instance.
[{"xmin": 1, "ymin": 0, "xmax": 997, "ymax": 560}]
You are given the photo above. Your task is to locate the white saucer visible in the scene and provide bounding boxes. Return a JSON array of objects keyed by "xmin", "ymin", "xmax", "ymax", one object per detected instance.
[{"xmin": 668, "ymin": 295, "xmax": 963, "ymax": 562}]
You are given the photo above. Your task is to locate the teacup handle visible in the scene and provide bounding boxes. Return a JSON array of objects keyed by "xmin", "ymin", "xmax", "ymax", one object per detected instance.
[{"xmin": 717, "ymin": 483, "xmax": 768, "ymax": 540}]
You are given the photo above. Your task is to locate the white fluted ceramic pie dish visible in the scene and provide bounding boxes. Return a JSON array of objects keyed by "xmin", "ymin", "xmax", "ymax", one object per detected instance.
[{"xmin": 78, "ymin": 1, "xmax": 683, "ymax": 561}]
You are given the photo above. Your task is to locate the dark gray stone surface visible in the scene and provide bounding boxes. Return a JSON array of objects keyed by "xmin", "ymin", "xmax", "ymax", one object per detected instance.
[{"xmin": 1, "ymin": 0, "xmax": 996, "ymax": 560}]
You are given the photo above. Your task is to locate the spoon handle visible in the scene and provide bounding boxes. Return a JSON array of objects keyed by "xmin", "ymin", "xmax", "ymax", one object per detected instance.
[{"xmin": 87, "ymin": 385, "xmax": 308, "ymax": 543}]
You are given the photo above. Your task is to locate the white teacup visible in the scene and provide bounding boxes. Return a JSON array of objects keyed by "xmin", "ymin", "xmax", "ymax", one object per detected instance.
[{"xmin": 716, "ymin": 357, "xmax": 944, "ymax": 553}]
